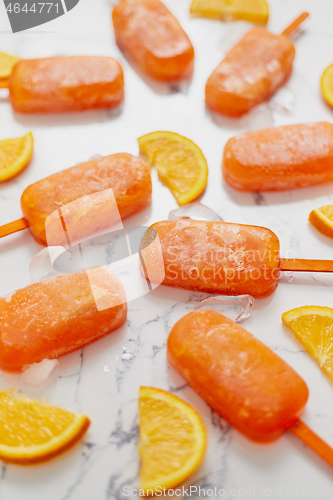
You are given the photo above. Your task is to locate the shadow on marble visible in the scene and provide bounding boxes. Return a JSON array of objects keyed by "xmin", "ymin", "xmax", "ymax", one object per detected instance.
[
  {"xmin": 285, "ymin": 429, "xmax": 333, "ymax": 478},
  {"xmin": 122, "ymin": 204, "xmax": 152, "ymax": 228},
  {"xmin": 224, "ymin": 180, "xmax": 333, "ymax": 207},
  {"xmin": 205, "ymin": 103, "xmax": 275, "ymax": 133},
  {"xmin": 0, "ymin": 228, "xmax": 40, "ymax": 258},
  {"xmin": 58, "ymin": 321, "xmax": 128, "ymax": 374},
  {"xmin": 279, "ymin": 272, "xmax": 333, "ymax": 289},
  {"xmin": 149, "ymin": 283, "xmax": 277, "ymax": 313},
  {"xmin": 308, "ymin": 224, "xmax": 333, "ymax": 248},
  {"xmin": 11, "ymin": 103, "xmax": 124, "ymax": 129},
  {"xmin": 117, "ymin": 51, "xmax": 193, "ymax": 96}
]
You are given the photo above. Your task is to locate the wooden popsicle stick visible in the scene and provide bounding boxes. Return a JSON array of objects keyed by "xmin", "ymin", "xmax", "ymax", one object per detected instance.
[
  {"xmin": 281, "ymin": 12, "xmax": 310, "ymax": 38},
  {"xmin": 0, "ymin": 79, "xmax": 9, "ymax": 89},
  {"xmin": 289, "ymin": 419, "xmax": 333, "ymax": 468},
  {"xmin": 0, "ymin": 218, "xmax": 29, "ymax": 239},
  {"xmin": 280, "ymin": 258, "xmax": 333, "ymax": 273}
]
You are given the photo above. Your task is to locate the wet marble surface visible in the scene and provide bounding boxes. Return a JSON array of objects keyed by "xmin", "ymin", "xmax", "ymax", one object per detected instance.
[{"xmin": 0, "ymin": 0, "xmax": 333, "ymax": 498}]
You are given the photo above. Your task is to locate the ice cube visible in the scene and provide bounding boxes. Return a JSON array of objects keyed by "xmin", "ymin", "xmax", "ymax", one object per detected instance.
[
  {"xmin": 169, "ymin": 202, "xmax": 223, "ymax": 222},
  {"xmin": 269, "ymin": 87, "xmax": 295, "ymax": 115},
  {"xmin": 20, "ymin": 359, "xmax": 59, "ymax": 388},
  {"xmin": 29, "ymin": 246, "xmax": 67, "ymax": 281},
  {"xmin": 193, "ymin": 294, "xmax": 254, "ymax": 322}
]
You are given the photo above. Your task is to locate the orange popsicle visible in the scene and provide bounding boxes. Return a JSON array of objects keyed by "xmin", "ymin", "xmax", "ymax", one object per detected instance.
[
  {"xmin": 223, "ymin": 122, "xmax": 333, "ymax": 191},
  {"xmin": 168, "ymin": 309, "xmax": 308, "ymax": 442},
  {"xmin": 142, "ymin": 220, "xmax": 280, "ymax": 298},
  {"xmin": 0, "ymin": 268, "xmax": 127, "ymax": 373},
  {"xmin": 112, "ymin": 0, "xmax": 194, "ymax": 82},
  {"xmin": 8, "ymin": 56, "xmax": 124, "ymax": 113},
  {"xmin": 205, "ymin": 27, "xmax": 295, "ymax": 117},
  {"xmin": 20, "ymin": 153, "xmax": 151, "ymax": 245}
]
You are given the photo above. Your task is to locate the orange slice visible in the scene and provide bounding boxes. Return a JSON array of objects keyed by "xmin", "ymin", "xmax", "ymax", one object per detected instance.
[
  {"xmin": 282, "ymin": 306, "xmax": 333, "ymax": 380},
  {"xmin": 0, "ymin": 51, "xmax": 21, "ymax": 79},
  {"xmin": 138, "ymin": 387, "xmax": 207, "ymax": 494},
  {"xmin": 309, "ymin": 205, "xmax": 333, "ymax": 239},
  {"xmin": 138, "ymin": 131, "xmax": 208, "ymax": 205},
  {"xmin": 190, "ymin": 0, "xmax": 269, "ymax": 24},
  {"xmin": 0, "ymin": 132, "xmax": 34, "ymax": 182},
  {"xmin": 321, "ymin": 64, "xmax": 333, "ymax": 108},
  {"xmin": 0, "ymin": 389, "xmax": 90, "ymax": 464}
]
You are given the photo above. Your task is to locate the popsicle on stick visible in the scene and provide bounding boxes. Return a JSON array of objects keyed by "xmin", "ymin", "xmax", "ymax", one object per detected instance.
[
  {"xmin": 0, "ymin": 268, "xmax": 127, "ymax": 373},
  {"xmin": 112, "ymin": 0, "xmax": 194, "ymax": 82},
  {"xmin": 167, "ymin": 309, "xmax": 333, "ymax": 468},
  {"xmin": 141, "ymin": 220, "xmax": 333, "ymax": 298},
  {"xmin": 205, "ymin": 13, "xmax": 309, "ymax": 117},
  {"xmin": 0, "ymin": 153, "xmax": 152, "ymax": 245},
  {"xmin": 223, "ymin": 122, "xmax": 333, "ymax": 191},
  {"xmin": 1, "ymin": 56, "xmax": 124, "ymax": 113}
]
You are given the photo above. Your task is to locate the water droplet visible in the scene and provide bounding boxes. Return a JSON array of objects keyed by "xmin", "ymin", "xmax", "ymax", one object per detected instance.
[
  {"xmin": 284, "ymin": 271, "xmax": 296, "ymax": 283},
  {"xmin": 122, "ymin": 352, "xmax": 132, "ymax": 360},
  {"xmin": 121, "ymin": 345, "xmax": 132, "ymax": 361},
  {"xmin": 103, "ymin": 362, "xmax": 112, "ymax": 373}
]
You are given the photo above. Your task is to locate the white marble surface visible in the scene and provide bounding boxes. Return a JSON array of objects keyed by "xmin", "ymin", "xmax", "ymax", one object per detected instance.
[{"xmin": 1, "ymin": 0, "xmax": 333, "ymax": 498}]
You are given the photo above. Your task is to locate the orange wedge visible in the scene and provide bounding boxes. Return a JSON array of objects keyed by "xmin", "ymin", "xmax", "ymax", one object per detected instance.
[
  {"xmin": 138, "ymin": 131, "xmax": 208, "ymax": 205},
  {"xmin": 0, "ymin": 389, "xmax": 90, "ymax": 464},
  {"xmin": 0, "ymin": 51, "xmax": 21, "ymax": 79},
  {"xmin": 138, "ymin": 386, "xmax": 207, "ymax": 494},
  {"xmin": 0, "ymin": 132, "xmax": 34, "ymax": 182},
  {"xmin": 309, "ymin": 205, "xmax": 333, "ymax": 239},
  {"xmin": 321, "ymin": 64, "xmax": 333, "ymax": 108},
  {"xmin": 282, "ymin": 306, "xmax": 333, "ymax": 380},
  {"xmin": 190, "ymin": 0, "xmax": 269, "ymax": 24}
]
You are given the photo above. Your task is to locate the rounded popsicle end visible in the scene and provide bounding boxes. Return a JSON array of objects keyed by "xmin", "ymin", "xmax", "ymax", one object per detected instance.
[{"xmin": 168, "ymin": 309, "xmax": 309, "ymax": 443}]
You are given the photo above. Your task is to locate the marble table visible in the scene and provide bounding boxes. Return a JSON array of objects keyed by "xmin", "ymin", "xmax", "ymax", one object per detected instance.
[{"xmin": 0, "ymin": 0, "xmax": 333, "ymax": 498}]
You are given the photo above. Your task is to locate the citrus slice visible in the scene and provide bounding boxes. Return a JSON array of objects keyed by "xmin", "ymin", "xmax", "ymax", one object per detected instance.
[
  {"xmin": 190, "ymin": 0, "xmax": 269, "ymax": 24},
  {"xmin": 321, "ymin": 64, "xmax": 333, "ymax": 108},
  {"xmin": 309, "ymin": 205, "xmax": 333, "ymax": 239},
  {"xmin": 138, "ymin": 386, "xmax": 207, "ymax": 493},
  {"xmin": 0, "ymin": 132, "xmax": 34, "ymax": 182},
  {"xmin": 0, "ymin": 389, "xmax": 90, "ymax": 464},
  {"xmin": 0, "ymin": 51, "xmax": 21, "ymax": 79},
  {"xmin": 282, "ymin": 306, "xmax": 333, "ymax": 380},
  {"xmin": 138, "ymin": 131, "xmax": 208, "ymax": 205}
]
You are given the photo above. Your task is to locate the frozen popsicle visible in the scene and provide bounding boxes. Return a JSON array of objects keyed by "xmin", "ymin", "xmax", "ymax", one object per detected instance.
[
  {"xmin": 0, "ymin": 268, "xmax": 127, "ymax": 373},
  {"xmin": 141, "ymin": 220, "xmax": 333, "ymax": 298},
  {"xmin": 167, "ymin": 309, "xmax": 333, "ymax": 468},
  {"xmin": 112, "ymin": 0, "xmax": 194, "ymax": 82},
  {"xmin": 2, "ymin": 56, "xmax": 124, "ymax": 113},
  {"xmin": 0, "ymin": 153, "xmax": 152, "ymax": 245},
  {"xmin": 205, "ymin": 13, "xmax": 308, "ymax": 117},
  {"xmin": 223, "ymin": 122, "xmax": 333, "ymax": 191}
]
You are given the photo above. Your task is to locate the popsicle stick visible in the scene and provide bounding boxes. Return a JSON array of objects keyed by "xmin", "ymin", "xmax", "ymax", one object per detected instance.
[
  {"xmin": 280, "ymin": 258, "xmax": 333, "ymax": 273},
  {"xmin": 0, "ymin": 79, "xmax": 9, "ymax": 89},
  {"xmin": 0, "ymin": 218, "xmax": 29, "ymax": 239},
  {"xmin": 281, "ymin": 12, "xmax": 309, "ymax": 38},
  {"xmin": 289, "ymin": 419, "xmax": 333, "ymax": 468}
]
